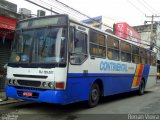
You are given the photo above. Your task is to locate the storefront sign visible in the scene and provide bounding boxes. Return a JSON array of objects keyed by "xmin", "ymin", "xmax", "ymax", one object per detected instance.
[{"xmin": 114, "ymin": 22, "xmax": 141, "ymax": 43}]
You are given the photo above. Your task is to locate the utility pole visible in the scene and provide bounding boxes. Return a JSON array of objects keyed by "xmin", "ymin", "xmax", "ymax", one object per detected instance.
[
  {"xmin": 151, "ymin": 15, "xmax": 154, "ymax": 43},
  {"xmin": 145, "ymin": 15, "xmax": 160, "ymax": 78},
  {"xmin": 145, "ymin": 14, "xmax": 160, "ymax": 50}
]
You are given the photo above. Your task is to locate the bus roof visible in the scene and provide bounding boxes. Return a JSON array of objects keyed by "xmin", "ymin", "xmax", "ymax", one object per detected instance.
[{"xmin": 17, "ymin": 14, "xmax": 154, "ymax": 53}]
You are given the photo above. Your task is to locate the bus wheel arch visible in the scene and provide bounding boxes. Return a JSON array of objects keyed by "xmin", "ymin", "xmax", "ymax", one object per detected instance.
[
  {"xmin": 94, "ymin": 79, "xmax": 104, "ymax": 96},
  {"xmin": 87, "ymin": 79, "xmax": 104, "ymax": 108},
  {"xmin": 138, "ymin": 78, "xmax": 146, "ymax": 95}
]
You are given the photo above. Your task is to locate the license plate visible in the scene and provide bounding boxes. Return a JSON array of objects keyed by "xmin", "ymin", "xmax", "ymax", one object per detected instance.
[{"xmin": 23, "ymin": 92, "xmax": 33, "ymax": 97}]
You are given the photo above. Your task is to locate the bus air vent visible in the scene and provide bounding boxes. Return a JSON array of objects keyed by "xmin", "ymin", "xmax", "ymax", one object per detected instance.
[
  {"xmin": 13, "ymin": 74, "xmax": 48, "ymax": 79},
  {"xmin": 17, "ymin": 80, "xmax": 41, "ymax": 87}
]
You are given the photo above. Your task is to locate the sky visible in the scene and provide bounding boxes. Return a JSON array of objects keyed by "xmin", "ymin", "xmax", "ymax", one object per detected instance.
[{"xmin": 6, "ymin": 0, "xmax": 160, "ymax": 26}]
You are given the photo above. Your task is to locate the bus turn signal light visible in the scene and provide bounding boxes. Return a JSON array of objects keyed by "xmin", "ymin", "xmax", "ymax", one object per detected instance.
[{"xmin": 55, "ymin": 82, "xmax": 65, "ymax": 89}]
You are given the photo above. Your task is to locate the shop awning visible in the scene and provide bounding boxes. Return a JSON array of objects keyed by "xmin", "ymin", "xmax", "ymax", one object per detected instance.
[
  {"xmin": 0, "ymin": 16, "xmax": 16, "ymax": 30},
  {"xmin": 0, "ymin": 16, "xmax": 17, "ymax": 39}
]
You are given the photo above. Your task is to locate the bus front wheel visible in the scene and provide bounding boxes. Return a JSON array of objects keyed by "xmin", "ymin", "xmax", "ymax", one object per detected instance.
[{"xmin": 87, "ymin": 83, "xmax": 100, "ymax": 108}]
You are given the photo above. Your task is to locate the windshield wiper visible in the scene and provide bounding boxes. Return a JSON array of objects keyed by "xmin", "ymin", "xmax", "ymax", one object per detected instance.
[{"xmin": 40, "ymin": 28, "xmax": 50, "ymax": 56}]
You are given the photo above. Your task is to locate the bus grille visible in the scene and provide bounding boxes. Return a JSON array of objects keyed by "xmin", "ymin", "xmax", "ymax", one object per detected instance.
[
  {"xmin": 17, "ymin": 80, "xmax": 41, "ymax": 87},
  {"xmin": 15, "ymin": 86, "xmax": 46, "ymax": 91},
  {"xmin": 17, "ymin": 91, "xmax": 39, "ymax": 99}
]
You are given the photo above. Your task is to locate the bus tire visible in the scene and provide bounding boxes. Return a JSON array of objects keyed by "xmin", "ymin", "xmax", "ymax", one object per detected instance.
[
  {"xmin": 87, "ymin": 83, "xmax": 100, "ymax": 108},
  {"xmin": 138, "ymin": 80, "xmax": 145, "ymax": 95}
]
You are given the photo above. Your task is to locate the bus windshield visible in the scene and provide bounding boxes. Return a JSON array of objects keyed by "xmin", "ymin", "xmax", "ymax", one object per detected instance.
[{"xmin": 10, "ymin": 26, "xmax": 67, "ymax": 64}]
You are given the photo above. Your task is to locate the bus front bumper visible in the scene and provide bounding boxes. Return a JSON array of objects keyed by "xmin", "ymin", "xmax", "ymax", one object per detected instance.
[{"xmin": 5, "ymin": 86, "xmax": 67, "ymax": 104}]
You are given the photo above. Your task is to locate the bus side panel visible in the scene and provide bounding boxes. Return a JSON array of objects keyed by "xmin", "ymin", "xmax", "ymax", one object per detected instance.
[
  {"xmin": 103, "ymin": 74, "xmax": 134, "ymax": 96},
  {"xmin": 113, "ymin": 74, "xmax": 134, "ymax": 94},
  {"xmin": 67, "ymin": 73, "xmax": 100, "ymax": 103},
  {"xmin": 99, "ymin": 75, "xmax": 112, "ymax": 96},
  {"xmin": 66, "ymin": 75, "xmax": 87, "ymax": 103},
  {"xmin": 145, "ymin": 66, "xmax": 157, "ymax": 89},
  {"xmin": 142, "ymin": 65, "xmax": 150, "ymax": 84},
  {"xmin": 67, "ymin": 73, "xmax": 135, "ymax": 100},
  {"xmin": 66, "ymin": 73, "xmax": 116, "ymax": 103}
]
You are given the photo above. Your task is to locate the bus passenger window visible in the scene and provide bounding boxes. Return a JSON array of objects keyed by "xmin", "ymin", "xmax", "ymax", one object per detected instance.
[
  {"xmin": 132, "ymin": 55, "xmax": 139, "ymax": 64},
  {"xmin": 107, "ymin": 36, "xmax": 119, "ymax": 60},
  {"xmin": 121, "ymin": 52, "xmax": 126, "ymax": 62},
  {"xmin": 132, "ymin": 45, "xmax": 139, "ymax": 64},
  {"xmin": 107, "ymin": 48, "xmax": 119, "ymax": 60},
  {"xmin": 140, "ymin": 48, "xmax": 147, "ymax": 64},
  {"xmin": 120, "ymin": 41, "xmax": 131, "ymax": 62},
  {"xmin": 151, "ymin": 53, "xmax": 156, "ymax": 66},
  {"xmin": 147, "ymin": 51, "xmax": 151, "ymax": 65},
  {"xmin": 89, "ymin": 30, "xmax": 106, "ymax": 58},
  {"xmin": 107, "ymin": 50, "xmax": 113, "ymax": 59}
]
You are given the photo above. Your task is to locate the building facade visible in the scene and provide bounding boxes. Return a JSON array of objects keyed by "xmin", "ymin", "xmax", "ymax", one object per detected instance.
[
  {"xmin": 0, "ymin": 0, "xmax": 20, "ymax": 91},
  {"xmin": 134, "ymin": 23, "xmax": 160, "ymax": 78},
  {"xmin": 0, "ymin": 0, "xmax": 41, "ymax": 91},
  {"xmin": 82, "ymin": 16, "xmax": 116, "ymax": 33},
  {"xmin": 134, "ymin": 23, "xmax": 160, "ymax": 60}
]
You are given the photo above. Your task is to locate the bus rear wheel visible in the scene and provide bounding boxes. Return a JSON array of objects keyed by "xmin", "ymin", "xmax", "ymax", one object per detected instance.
[
  {"xmin": 87, "ymin": 83, "xmax": 100, "ymax": 108},
  {"xmin": 138, "ymin": 80, "xmax": 145, "ymax": 95}
]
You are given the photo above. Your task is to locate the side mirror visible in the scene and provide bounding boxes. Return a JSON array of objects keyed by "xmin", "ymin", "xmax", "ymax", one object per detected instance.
[{"xmin": 3, "ymin": 64, "xmax": 7, "ymax": 69}]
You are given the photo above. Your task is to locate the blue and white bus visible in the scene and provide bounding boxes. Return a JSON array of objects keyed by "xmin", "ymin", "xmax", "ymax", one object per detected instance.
[{"xmin": 6, "ymin": 14, "xmax": 157, "ymax": 107}]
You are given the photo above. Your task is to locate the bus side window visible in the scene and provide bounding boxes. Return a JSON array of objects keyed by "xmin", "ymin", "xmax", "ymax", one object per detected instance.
[
  {"xmin": 90, "ymin": 30, "xmax": 106, "ymax": 58},
  {"xmin": 132, "ymin": 45, "xmax": 139, "ymax": 64},
  {"xmin": 107, "ymin": 36, "xmax": 119, "ymax": 60},
  {"xmin": 140, "ymin": 48, "xmax": 147, "ymax": 64},
  {"xmin": 147, "ymin": 51, "xmax": 151, "ymax": 65},
  {"xmin": 120, "ymin": 41, "xmax": 131, "ymax": 62},
  {"xmin": 74, "ymin": 30, "xmax": 87, "ymax": 53},
  {"xmin": 151, "ymin": 53, "xmax": 156, "ymax": 66},
  {"xmin": 70, "ymin": 28, "xmax": 88, "ymax": 64},
  {"xmin": 69, "ymin": 26, "xmax": 74, "ymax": 53}
]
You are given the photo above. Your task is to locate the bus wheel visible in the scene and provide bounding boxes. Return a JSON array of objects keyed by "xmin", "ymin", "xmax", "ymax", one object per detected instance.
[
  {"xmin": 138, "ymin": 80, "xmax": 145, "ymax": 95},
  {"xmin": 87, "ymin": 83, "xmax": 100, "ymax": 108}
]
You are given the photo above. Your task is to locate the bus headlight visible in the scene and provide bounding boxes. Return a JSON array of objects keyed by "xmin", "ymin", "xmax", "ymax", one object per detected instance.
[
  {"xmin": 8, "ymin": 79, "xmax": 12, "ymax": 84},
  {"xmin": 13, "ymin": 80, "xmax": 17, "ymax": 85},
  {"xmin": 48, "ymin": 82, "xmax": 54, "ymax": 88},
  {"xmin": 42, "ymin": 82, "xmax": 47, "ymax": 87}
]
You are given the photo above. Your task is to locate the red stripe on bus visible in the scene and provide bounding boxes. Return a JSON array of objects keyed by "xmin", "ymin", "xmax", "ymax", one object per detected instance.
[{"xmin": 136, "ymin": 64, "xmax": 144, "ymax": 86}]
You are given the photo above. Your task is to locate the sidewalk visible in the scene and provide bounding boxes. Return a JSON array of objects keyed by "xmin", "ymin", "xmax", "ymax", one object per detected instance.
[
  {"xmin": 156, "ymin": 79, "xmax": 160, "ymax": 84},
  {"xmin": 0, "ymin": 91, "xmax": 23, "ymax": 105}
]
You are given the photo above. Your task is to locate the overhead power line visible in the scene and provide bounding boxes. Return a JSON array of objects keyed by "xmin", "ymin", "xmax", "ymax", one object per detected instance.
[
  {"xmin": 137, "ymin": 0, "xmax": 155, "ymax": 14},
  {"xmin": 39, "ymin": 0, "xmax": 85, "ymax": 20},
  {"xmin": 24, "ymin": 0, "xmax": 113, "ymax": 30},
  {"xmin": 24, "ymin": 0, "xmax": 158, "ymax": 49},
  {"xmin": 49, "ymin": 0, "xmax": 156, "ymax": 47},
  {"xmin": 24, "ymin": 0, "xmax": 59, "ymax": 14},
  {"xmin": 127, "ymin": 0, "xmax": 145, "ymax": 15},
  {"xmin": 47, "ymin": 0, "xmax": 87, "ymax": 19},
  {"xmin": 25, "ymin": 0, "xmax": 86, "ymax": 21},
  {"xmin": 142, "ymin": 0, "xmax": 159, "ymax": 13}
]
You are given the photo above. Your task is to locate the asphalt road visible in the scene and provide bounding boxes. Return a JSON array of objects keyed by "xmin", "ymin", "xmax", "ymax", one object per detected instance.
[{"xmin": 1, "ymin": 82, "xmax": 160, "ymax": 120}]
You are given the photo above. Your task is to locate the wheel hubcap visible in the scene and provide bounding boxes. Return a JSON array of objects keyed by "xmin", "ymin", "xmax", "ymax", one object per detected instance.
[
  {"xmin": 92, "ymin": 89, "xmax": 98, "ymax": 101},
  {"xmin": 141, "ymin": 83, "xmax": 144, "ymax": 91}
]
